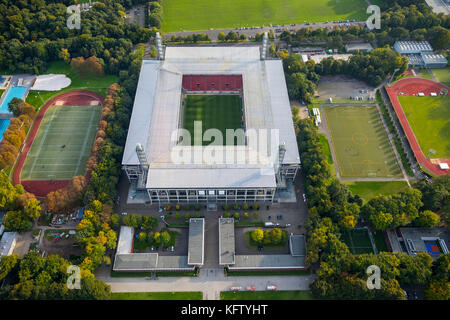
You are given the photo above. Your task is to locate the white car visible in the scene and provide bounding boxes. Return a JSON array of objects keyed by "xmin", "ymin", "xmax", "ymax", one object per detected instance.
[
  {"xmin": 266, "ymin": 285, "xmax": 277, "ymax": 291},
  {"xmin": 121, "ymin": 212, "xmax": 128, "ymax": 216},
  {"xmin": 230, "ymin": 287, "xmax": 241, "ymax": 291}
]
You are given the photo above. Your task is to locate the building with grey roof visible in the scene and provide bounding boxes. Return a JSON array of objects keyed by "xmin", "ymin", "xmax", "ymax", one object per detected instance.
[
  {"xmin": 393, "ymin": 41, "xmax": 433, "ymax": 54},
  {"xmin": 393, "ymin": 41, "xmax": 447, "ymax": 68},
  {"xmin": 398, "ymin": 227, "xmax": 449, "ymax": 259},
  {"xmin": 113, "ymin": 222, "xmax": 201, "ymax": 272},
  {"xmin": 0, "ymin": 232, "xmax": 17, "ymax": 257},
  {"xmin": 219, "ymin": 218, "xmax": 306, "ymax": 270},
  {"xmin": 187, "ymin": 218, "xmax": 204, "ymax": 266},
  {"xmin": 121, "ymin": 43, "xmax": 300, "ymax": 205},
  {"xmin": 345, "ymin": 43, "xmax": 373, "ymax": 53},
  {"xmin": 219, "ymin": 218, "xmax": 235, "ymax": 266}
]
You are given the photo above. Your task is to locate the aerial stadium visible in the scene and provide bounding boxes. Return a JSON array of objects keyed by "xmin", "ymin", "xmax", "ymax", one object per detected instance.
[{"xmin": 122, "ymin": 34, "xmax": 300, "ymax": 205}]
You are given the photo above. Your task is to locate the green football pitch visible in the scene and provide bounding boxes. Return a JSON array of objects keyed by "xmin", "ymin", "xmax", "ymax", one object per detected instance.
[
  {"xmin": 161, "ymin": 0, "xmax": 368, "ymax": 32},
  {"xmin": 21, "ymin": 105, "xmax": 101, "ymax": 180},
  {"xmin": 399, "ymin": 96, "xmax": 450, "ymax": 158},
  {"xmin": 182, "ymin": 95, "xmax": 243, "ymax": 146},
  {"xmin": 323, "ymin": 106, "xmax": 402, "ymax": 178}
]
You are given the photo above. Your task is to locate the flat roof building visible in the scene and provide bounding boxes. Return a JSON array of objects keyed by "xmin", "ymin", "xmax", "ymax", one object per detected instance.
[
  {"xmin": 0, "ymin": 232, "xmax": 17, "ymax": 257},
  {"xmin": 219, "ymin": 218, "xmax": 306, "ymax": 270},
  {"xmin": 187, "ymin": 218, "xmax": 205, "ymax": 266},
  {"xmin": 393, "ymin": 41, "xmax": 447, "ymax": 68},
  {"xmin": 393, "ymin": 41, "xmax": 433, "ymax": 54},
  {"xmin": 219, "ymin": 218, "xmax": 235, "ymax": 266},
  {"xmin": 122, "ymin": 45, "xmax": 300, "ymax": 204},
  {"xmin": 345, "ymin": 43, "xmax": 373, "ymax": 53}
]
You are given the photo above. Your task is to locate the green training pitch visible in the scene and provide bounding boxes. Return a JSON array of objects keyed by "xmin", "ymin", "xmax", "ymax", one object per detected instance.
[
  {"xmin": 399, "ymin": 96, "xmax": 450, "ymax": 158},
  {"xmin": 341, "ymin": 228, "xmax": 375, "ymax": 255},
  {"xmin": 323, "ymin": 106, "xmax": 402, "ymax": 178},
  {"xmin": 21, "ymin": 105, "xmax": 101, "ymax": 180},
  {"xmin": 182, "ymin": 95, "xmax": 243, "ymax": 146},
  {"xmin": 161, "ymin": 0, "xmax": 368, "ymax": 32}
]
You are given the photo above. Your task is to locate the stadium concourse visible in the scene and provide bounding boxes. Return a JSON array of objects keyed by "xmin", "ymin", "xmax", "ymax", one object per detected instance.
[
  {"xmin": 13, "ymin": 90, "xmax": 104, "ymax": 198},
  {"xmin": 385, "ymin": 78, "xmax": 450, "ymax": 176}
]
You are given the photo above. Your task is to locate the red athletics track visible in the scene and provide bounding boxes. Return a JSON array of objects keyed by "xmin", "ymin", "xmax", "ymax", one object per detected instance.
[
  {"xmin": 385, "ymin": 78, "xmax": 450, "ymax": 176},
  {"xmin": 13, "ymin": 90, "xmax": 104, "ymax": 198}
]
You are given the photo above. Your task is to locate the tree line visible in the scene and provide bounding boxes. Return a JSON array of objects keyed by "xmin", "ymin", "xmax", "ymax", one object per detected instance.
[{"xmin": 0, "ymin": 99, "xmax": 37, "ymax": 170}]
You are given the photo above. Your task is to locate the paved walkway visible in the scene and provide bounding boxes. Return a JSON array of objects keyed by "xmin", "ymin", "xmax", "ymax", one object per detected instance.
[{"xmin": 97, "ymin": 269, "xmax": 316, "ymax": 300}]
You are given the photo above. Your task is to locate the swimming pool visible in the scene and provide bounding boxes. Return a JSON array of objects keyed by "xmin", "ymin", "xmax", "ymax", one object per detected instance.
[
  {"xmin": 0, "ymin": 119, "xmax": 10, "ymax": 139},
  {"xmin": 0, "ymin": 86, "xmax": 28, "ymax": 113}
]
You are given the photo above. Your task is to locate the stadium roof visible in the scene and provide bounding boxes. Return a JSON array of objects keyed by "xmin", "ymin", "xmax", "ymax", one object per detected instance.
[
  {"xmin": 188, "ymin": 218, "xmax": 205, "ymax": 265},
  {"xmin": 219, "ymin": 218, "xmax": 235, "ymax": 265},
  {"xmin": 122, "ymin": 46, "xmax": 300, "ymax": 189}
]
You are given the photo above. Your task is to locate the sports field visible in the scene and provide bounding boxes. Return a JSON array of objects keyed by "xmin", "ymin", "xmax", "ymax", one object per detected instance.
[
  {"xmin": 182, "ymin": 95, "xmax": 243, "ymax": 146},
  {"xmin": 161, "ymin": 0, "xmax": 368, "ymax": 32},
  {"xmin": 432, "ymin": 67, "xmax": 450, "ymax": 87},
  {"xmin": 323, "ymin": 106, "xmax": 402, "ymax": 178},
  {"xmin": 399, "ymin": 96, "xmax": 449, "ymax": 158},
  {"xmin": 341, "ymin": 228, "xmax": 384, "ymax": 254},
  {"xmin": 20, "ymin": 105, "xmax": 101, "ymax": 180}
]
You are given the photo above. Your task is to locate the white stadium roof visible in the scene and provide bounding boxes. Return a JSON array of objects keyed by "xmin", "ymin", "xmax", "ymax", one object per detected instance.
[{"xmin": 122, "ymin": 46, "xmax": 299, "ymax": 189}]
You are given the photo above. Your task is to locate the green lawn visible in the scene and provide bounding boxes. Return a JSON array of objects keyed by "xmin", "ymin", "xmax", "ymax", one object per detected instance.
[
  {"xmin": 220, "ymin": 290, "xmax": 314, "ymax": 300},
  {"xmin": 21, "ymin": 105, "xmax": 101, "ymax": 180},
  {"xmin": 26, "ymin": 61, "xmax": 118, "ymax": 110},
  {"xmin": 318, "ymin": 133, "xmax": 336, "ymax": 176},
  {"xmin": 111, "ymin": 292, "xmax": 203, "ymax": 300},
  {"xmin": 323, "ymin": 106, "xmax": 402, "ymax": 178},
  {"xmin": 161, "ymin": 0, "xmax": 368, "ymax": 32},
  {"xmin": 432, "ymin": 67, "xmax": 450, "ymax": 87},
  {"xmin": 182, "ymin": 95, "xmax": 243, "ymax": 146},
  {"xmin": 399, "ymin": 96, "xmax": 449, "ymax": 158},
  {"xmin": 344, "ymin": 181, "xmax": 410, "ymax": 203}
]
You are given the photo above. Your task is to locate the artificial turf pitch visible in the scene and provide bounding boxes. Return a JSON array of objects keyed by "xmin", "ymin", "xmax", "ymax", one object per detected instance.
[
  {"xmin": 20, "ymin": 105, "xmax": 101, "ymax": 180},
  {"xmin": 161, "ymin": 0, "xmax": 368, "ymax": 32},
  {"xmin": 182, "ymin": 95, "xmax": 243, "ymax": 146},
  {"xmin": 323, "ymin": 106, "xmax": 402, "ymax": 178},
  {"xmin": 399, "ymin": 96, "xmax": 449, "ymax": 159}
]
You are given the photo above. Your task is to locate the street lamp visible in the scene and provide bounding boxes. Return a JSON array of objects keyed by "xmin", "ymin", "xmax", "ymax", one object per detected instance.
[
  {"xmin": 420, "ymin": 148, "xmax": 436, "ymax": 166},
  {"xmin": 389, "ymin": 68, "xmax": 400, "ymax": 84}
]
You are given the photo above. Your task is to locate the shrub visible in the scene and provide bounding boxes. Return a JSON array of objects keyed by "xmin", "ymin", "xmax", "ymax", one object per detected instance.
[
  {"xmin": 233, "ymin": 203, "xmax": 239, "ymax": 210},
  {"xmin": 223, "ymin": 204, "xmax": 229, "ymax": 210},
  {"xmin": 175, "ymin": 205, "xmax": 180, "ymax": 211},
  {"xmin": 243, "ymin": 204, "xmax": 249, "ymax": 210},
  {"xmin": 194, "ymin": 213, "xmax": 201, "ymax": 218},
  {"xmin": 224, "ymin": 212, "xmax": 231, "ymax": 218},
  {"xmin": 234, "ymin": 212, "xmax": 240, "ymax": 220},
  {"xmin": 194, "ymin": 204, "xmax": 201, "ymax": 211},
  {"xmin": 184, "ymin": 213, "xmax": 190, "ymax": 220}
]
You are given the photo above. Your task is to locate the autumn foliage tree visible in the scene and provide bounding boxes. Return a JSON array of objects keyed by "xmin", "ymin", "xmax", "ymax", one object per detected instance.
[
  {"xmin": 70, "ymin": 56, "xmax": 104, "ymax": 77},
  {"xmin": 44, "ymin": 176, "xmax": 86, "ymax": 213}
]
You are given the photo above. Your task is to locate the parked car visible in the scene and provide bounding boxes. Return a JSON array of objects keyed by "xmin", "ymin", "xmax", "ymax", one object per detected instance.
[
  {"xmin": 121, "ymin": 212, "xmax": 128, "ymax": 216},
  {"xmin": 230, "ymin": 287, "xmax": 241, "ymax": 291},
  {"xmin": 285, "ymin": 224, "xmax": 292, "ymax": 227},
  {"xmin": 267, "ymin": 285, "xmax": 277, "ymax": 291},
  {"xmin": 170, "ymin": 246, "xmax": 174, "ymax": 252},
  {"xmin": 246, "ymin": 286, "xmax": 256, "ymax": 291}
]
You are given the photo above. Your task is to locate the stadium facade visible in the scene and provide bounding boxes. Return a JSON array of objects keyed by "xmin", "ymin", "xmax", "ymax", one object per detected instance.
[{"xmin": 122, "ymin": 40, "xmax": 300, "ymax": 204}]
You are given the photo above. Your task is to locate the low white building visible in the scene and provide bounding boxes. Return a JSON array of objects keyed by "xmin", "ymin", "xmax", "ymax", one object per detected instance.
[{"xmin": 0, "ymin": 232, "xmax": 17, "ymax": 257}]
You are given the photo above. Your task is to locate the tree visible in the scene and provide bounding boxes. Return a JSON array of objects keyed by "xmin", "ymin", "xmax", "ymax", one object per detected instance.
[
  {"xmin": 270, "ymin": 228, "xmax": 283, "ymax": 245},
  {"xmin": 251, "ymin": 228, "xmax": 264, "ymax": 244},
  {"xmin": 0, "ymin": 254, "xmax": 19, "ymax": 281},
  {"xmin": 217, "ymin": 32, "xmax": 226, "ymax": 41},
  {"xmin": 160, "ymin": 231, "xmax": 171, "ymax": 245},
  {"xmin": 415, "ymin": 210, "xmax": 440, "ymax": 227},
  {"xmin": 424, "ymin": 280, "xmax": 450, "ymax": 300},
  {"xmin": 369, "ymin": 211, "xmax": 393, "ymax": 231},
  {"xmin": 396, "ymin": 252, "xmax": 433, "ymax": 285},
  {"xmin": 234, "ymin": 212, "xmax": 239, "ymax": 220}
]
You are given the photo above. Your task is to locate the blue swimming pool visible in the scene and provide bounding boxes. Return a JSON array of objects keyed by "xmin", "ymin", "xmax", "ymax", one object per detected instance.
[
  {"xmin": 0, "ymin": 86, "xmax": 28, "ymax": 113},
  {"xmin": 0, "ymin": 118, "xmax": 10, "ymax": 139}
]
